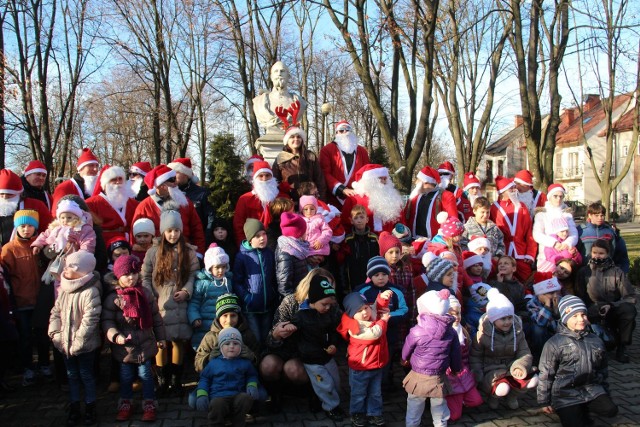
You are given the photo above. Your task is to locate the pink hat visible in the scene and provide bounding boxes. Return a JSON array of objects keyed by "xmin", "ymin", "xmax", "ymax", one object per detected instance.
[
  {"xmin": 416, "ymin": 166, "xmax": 441, "ymax": 185},
  {"xmin": 417, "ymin": 289, "xmax": 451, "ymax": 316},
  {"xmin": 495, "ymin": 175, "xmax": 515, "ymax": 193},
  {"xmin": 378, "ymin": 231, "xmax": 401, "ymax": 257},
  {"xmin": 24, "ymin": 160, "xmax": 47, "ymax": 177},
  {"xmin": 438, "ymin": 213, "xmax": 464, "ymax": 238},
  {"xmin": 299, "ymin": 195, "xmax": 318, "ymax": 211},
  {"xmin": 463, "ymin": 172, "xmax": 480, "ymax": 191},
  {"xmin": 468, "ymin": 235, "xmax": 491, "ymax": 252},
  {"xmin": 130, "ymin": 161, "xmax": 151, "ymax": 176},
  {"xmin": 168, "ymin": 157, "xmax": 199, "ymax": 183},
  {"xmin": 113, "ymin": 254, "xmax": 142, "ymax": 279},
  {"xmin": 280, "ymin": 212, "xmax": 307, "ymax": 238},
  {"xmin": 437, "ymin": 161, "xmax": 455, "ymax": 176},
  {"xmin": 76, "ymin": 148, "xmax": 99, "ymax": 172},
  {"xmin": 144, "ymin": 164, "xmax": 176, "ymax": 196},
  {"xmin": 335, "ymin": 120, "xmax": 352, "ymax": 132},
  {"xmin": 283, "ymin": 126, "xmax": 307, "ymax": 145},
  {"xmin": 252, "ymin": 161, "xmax": 273, "ymax": 179},
  {"xmin": 462, "ymin": 250, "xmax": 484, "ymax": 269},
  {"xmin": 550, "ymin": 217, "xmax": 569, "ymax": 234},
  {"xmin": 0, "ymin": 169, "xmax": 24, "ymax": 195},
  {"xmin": 513, "ymin": 170, "xmax": 534, "ymax": 186},
  {"xmin": 547, "ymin": 183, "xmax": 566, "ymax": 197},
  {"xmin": 532, "ymin": 272, "xmax": 561, "ymax": 296}
]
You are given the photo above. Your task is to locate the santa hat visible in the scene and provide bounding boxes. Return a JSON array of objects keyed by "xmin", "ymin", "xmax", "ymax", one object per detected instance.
[
  {"xmin": 168, "ymin": 157, "xmax": 199, "ymax": 184},
  {"xmin": 352, "ymin": 164, "xmax": 389, "ymax": 193},
  {"xmin": 462, "ymin": 251, "xmax": 484, "ymax": 269},
  {"xmin": 244, "ymin": 155, "xmax": 264, "ymax": 171},
  {"xmin": 335, "ymin": 120, "xmax": 352, "ymax": 132},
  {"xmin": 550, "ymin": 217, "xmax": 569, "ymax": 234},
  {"xmin": 416, "ymin": 166, "xmax": 441, "ymax": 185},
  {"xmin": 437, "ymin": 212, "xmax": 464, "ymax": 238},
  {"xmin": 144, "ymin": 164, "xmax": 176, "ymax": 196},
  {"xmin": 533, "ymin": 272, "xmax": 561, "ymax": 296},
  {"xmin": 76, "ymin": 148, "xmax": 99, "ymax": 172},
  {"xmin": 133, "ymin": 218, "xmax": 155, "ymax": 236},
  {"xmin": 251, "ymin": 161, "xmax": 273, "ymax": 180},
  {"xmin": 130, "ymin": 161, "xmax": 152, "ymax": 177},
  {"xmin": 513, "ymin": 170, "xmax": 534, "ymax": 186},
  {"xmin": 0, "ymin": 169, "xmax": 24, "ymax": 195},
  {"xmin": 417, "ymin": 289, "xmax": 451, "ymax": 316},
  {"xmin": 495, "ymin": 175, "xmax": 515, "ymax": 193},
  {"xmin": 24, "ymin": 160, "xmax": 47, "ymax": 177},
  {"xmin": 107, "ymin": 235, "xmax": 131, "ymax": 259},
  {"xmin": 437, "ymin": 161, "xmax": 455, "ymax": 176},
  {"xmin": 99, "ymin": 166, "xmax": 126, "ymax": 191},
  {"xmin": 486, "ymin": 288, "xmax": 514, "ymax": 323},
  {"xmin": 283, "ymin": 126, "xmax": 307, "ymax": 145},
  {"xmin": 463, "ymin": 172, "xmax": 480, "ymax": 191},
  {"xmin": 547, "ymin": 183, "xmax": 566, "ymax": 198},
  {"xmin": 468, "ymin": 235, "xmax": 491, "ymax": 252},
  {"xmin": 204, "ymin": 243, "xmax": 230, "ymax": 271},
  {"xmin": 280, "ymin": 212, "xmax": 306, "ymax": 238}
]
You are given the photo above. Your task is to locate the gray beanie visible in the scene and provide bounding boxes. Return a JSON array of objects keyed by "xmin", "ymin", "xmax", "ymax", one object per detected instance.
[
  {"xmin": 160, "ymin": 209, "xmax": 183, "ymax": 234},
  {"xmin": 64, "ymin": 250, "xmax": 96, "ymax": 276},
  {"xmin": 426, "ymin": 257, "xmax": 455, "ymax": 283}
]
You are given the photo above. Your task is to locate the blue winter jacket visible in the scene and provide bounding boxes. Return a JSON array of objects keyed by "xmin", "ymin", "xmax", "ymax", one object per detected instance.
[
  {"xmin": 196, "ymin": 355, "xmax": 258, "ymax": 398},
  {"xmin": 187, "ymin": 270, "xmax": 233, "ymax": 349},
  {"xmin": 233, "ymin": 241, "xmax": 277, "ymax": 313}
]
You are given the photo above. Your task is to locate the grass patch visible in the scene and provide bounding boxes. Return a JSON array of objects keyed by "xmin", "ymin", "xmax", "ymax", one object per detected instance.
[{"xmin": 621, "ymin": 233, "xmax": 640, "ymax": 260}]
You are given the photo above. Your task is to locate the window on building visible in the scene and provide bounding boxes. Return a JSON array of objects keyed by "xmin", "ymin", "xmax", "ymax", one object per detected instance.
[
  {"xmin": 623, "ymin": 145, "xmax": 629, "ymax": 157},
  {"xmin": 486, "ymin": 160, "xmax": 493, "ymax": 182},
  {"xmin": 497, "ymin": 160, "xmax": 504, "ymax": 177}
]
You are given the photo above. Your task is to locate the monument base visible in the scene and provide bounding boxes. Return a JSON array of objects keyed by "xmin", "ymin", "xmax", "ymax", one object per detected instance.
[{"xmin": 255, "ymin": 132, "xmax": 285, "ymax": 165}]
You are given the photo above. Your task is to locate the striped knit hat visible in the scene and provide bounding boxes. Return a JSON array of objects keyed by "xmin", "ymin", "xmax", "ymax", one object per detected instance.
[
  {"xmin": 426, "ymin": 257, "xmax": 455, "ymax": 283},
  {"xmin": 367, "ymin": 256, "xmax": 391, "ymax": 278},
  {"xmin": 14, "ymin": 209, "xmax": 39, "ymax": 229},
  {"xmin": 215, "ymin": 293, "xmax": 241, "ymax": 319},
  {"xmin": 558, "ymin": 295, "xmax": 587, "ymax": 325}
]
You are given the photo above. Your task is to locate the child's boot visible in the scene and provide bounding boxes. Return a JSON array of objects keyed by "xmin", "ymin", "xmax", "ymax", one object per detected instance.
[
  {"xmin": 116, "ymin": 399, "xmax": 132, "ymax": 421},
  {"xmin": 67, "ymin": 402, "xmax": 82, "ymax": 426},
  {"xmin": 84, "ymin": 401, "xmax": 96, "ymax": 425},
  {"xmin": 141, "ymin": 400, "xmax": 156, "ymax": 422},
  {"xmin": 616, "ymin": 345, "xmax": 630, "ymax": 363},
  {"xmin": 169, "ymin": 363, "xmax": 183, "ymax": 395},
  {"xmin": 156, "ymin": 365, "xmax": 171, "ymax": 396}
]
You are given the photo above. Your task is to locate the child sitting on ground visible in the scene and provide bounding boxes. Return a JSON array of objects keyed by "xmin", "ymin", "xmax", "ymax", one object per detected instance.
[{"xmin": 525, "ymin": 273, "xmax": 561, "ymax": 363}]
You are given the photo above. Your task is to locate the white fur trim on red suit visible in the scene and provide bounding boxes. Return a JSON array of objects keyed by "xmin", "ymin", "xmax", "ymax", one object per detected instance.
[
  {"xmin": 360, "ymin": 166, "xmax": 389, "ymax": 181},
  {"xmin": 100, "ymin": 166, "xmax": 126, "ymax": 190},
  {"xmin": 155, "ymin": 170, "xmax": 176, "ymax": 188},
  {"xmin": 417, "ymin": 171, "xmax": 438, "ymax": 184}
]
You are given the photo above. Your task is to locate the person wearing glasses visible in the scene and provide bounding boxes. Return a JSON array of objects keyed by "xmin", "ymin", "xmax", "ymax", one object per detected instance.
[
  {"xmin": 129, "ymin": 161, "xmax": 152, "ymax": 202},
  {"xmin": 51, "ymin": 148, "xmax": 100, "ymax": 216},
  {"xmin": 132, "ymin": 164, "xmax": 206, "ymax": 256},
  {"xmin": 319, "ymin": 120, "xmax": 370, "ymax": 208},
  {"xmin": 532, "ymin": 184, "xmax": 579, "ymax": 274}
]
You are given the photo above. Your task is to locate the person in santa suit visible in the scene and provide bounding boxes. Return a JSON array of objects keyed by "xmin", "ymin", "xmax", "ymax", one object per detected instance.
[
  {"xmin": 489, "ymin": 176, "xmax": 537, "ymax": 283},
  {"xmin": 86, "ymin": 166, "xmax": 139, "ymax": 248},
  {"xmin": 131, "ymin": 164, "xmax": 206, "ymax": 256},
  {"xmin": 462, "ymin": 172, "xmax": 483, "ymax": 208},
  {"xmin": 51, "ymin": 148, "xmax": 100, "ymax": 216},
  {"xmin": 406, "ymin": 166, "xmax": 458, "ymax": 239},
  {"xmin": 129, "ymin": 161, "xmax": 152, "ymax": 202},
  {"xmin": 233, "ymin": 161, "xmax": 290, "ymax": 245},
  {"xmin": 0, "ymin": 169, "xmax": 52, "ymax": 245},
  {"xmin": 319, "ymin": 120, "xmax": 370, "ymax": 207},
  {"xmin": 513, "ymin": 169, "xmax": 547, "ymax": 219},
  {"xmin": 438, "ymin": 161, "xmax": 473, "ymax": 221},
  {"xmin": 21, "ymin": 160, "xmax": 52, "ymax": 211},
  {"xmin": 340, "ymin": 164, "xmax": 405, "ymax": 235},
  {"xmin": 168, "ymin": 157, "xmax": 215, "ymax": 246}
]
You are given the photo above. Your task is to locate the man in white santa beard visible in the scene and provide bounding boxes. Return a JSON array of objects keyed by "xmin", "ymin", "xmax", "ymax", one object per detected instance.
[
  {"xmin": 104, "ymin": 181, "xmax": 136, "ymax": 211},
  {"xmin": 165, "ymin": 184, "xmax": 189, "ymax": 208},
  {"xmin": 506, "ymin": 187, "xmax": 521, "ymax": 208},
  {"xmin": 130, "ymin": 177, "xmax": 143, "ymax": 196},
  {"xmin": 334, "ymin": 131, "xmax": 358, "ymax": 155},
  {"xmin": 252, "ymin": 174, "xmax": 280, "ymax": 205},
  {"xmin": 356, "ymin": 173, "xmax": 404, "ymax": 225},
  {"xmin": 0, "ymin": 195, "xmax": 19, "ymax": 217}
]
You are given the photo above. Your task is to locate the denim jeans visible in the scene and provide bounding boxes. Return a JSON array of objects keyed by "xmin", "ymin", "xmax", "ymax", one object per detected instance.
[
  {"xmin": 120, "ymin": 360, "xmax": 155, "ymax": 400},
  {"xmin": 64, "ymin": 351, "xmax": 96, "ymax": 404},
  {"xmin": 349, "ymin": 367, "xmax": 383, "ymax": 416},
  {"xmin": 244, "ymin": 311, "xmax": 273, "ymax": 347}
]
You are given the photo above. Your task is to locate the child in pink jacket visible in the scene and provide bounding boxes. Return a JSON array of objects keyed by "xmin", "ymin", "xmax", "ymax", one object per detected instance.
[{"xmin": 299, "ymin": 195, "xmax": 332, "ymax": 256}]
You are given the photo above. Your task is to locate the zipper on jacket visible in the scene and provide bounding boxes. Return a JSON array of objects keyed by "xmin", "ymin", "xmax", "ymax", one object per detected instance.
[{"xmin": 258, "ymin": 249, "xmax": 266, "ymax": 312}]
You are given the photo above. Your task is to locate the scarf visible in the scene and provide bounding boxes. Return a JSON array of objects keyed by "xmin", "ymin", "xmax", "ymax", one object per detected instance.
[
  {"xmin": 277, "ymin": 235, "xmax": 309, "ymax": 260},
  {"xmin": 589, "ymin": 256, "xmax": 613, "ymax": 268},
  {"xmin": 116, "ymin": 285, "xmax": 153, "ymax": 330}
]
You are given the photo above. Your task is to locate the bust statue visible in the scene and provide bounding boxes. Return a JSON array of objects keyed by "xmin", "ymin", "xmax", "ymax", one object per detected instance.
[{"xmin": 253, "ymin": 61, "xmax": 307, "ymax": 133}]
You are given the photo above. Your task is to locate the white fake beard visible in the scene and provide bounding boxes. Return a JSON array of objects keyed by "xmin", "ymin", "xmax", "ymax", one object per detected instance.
[
  {"xmin": 518, "ymin": 189, "xmax": 534, "ymax": 211},
  {"xmin": 105, "ymin": 182, "xmax": 134, "ymax": 210},
  {"xmin": 130, "ymin": 178, "xmax": 142, "ymax": 196},
  {"xmin": 83, "ymin": 175, "xmax": 98, "ymax": 196},
  {"xmin": 409, "ymin": 181, "xmax": 424, "ymax": 200},
  {"xmin": 507, "ymin": 191, "xmax": 521, "ymax": 208},
  {"xmin": 0, "ymin": 198, "xmax": 19, "ymax": 217},
  {"xmin": 362, "ymin": 178, "xmax": 404, "ymax": 224},
  {"xmin": 253, "ymin": 178, "xmax": 279, "ymax": 204},
  {"xmin": 335, "ymin": 132, "xmax": 358, "ymax": 154},
  {"xmin": 480, "ymin": 252, "xmax": 493, "ymax": 272},
  {"xmin": 468, "ymin": 192, "xmax": 482, "ymax": 207},
  {"xmin": 440, "ymin": 175, "xmax": 451, "ymax": 189},
  {"xmin": 167, "ymin": 185, "xmax": 189, "ymax": 207}
]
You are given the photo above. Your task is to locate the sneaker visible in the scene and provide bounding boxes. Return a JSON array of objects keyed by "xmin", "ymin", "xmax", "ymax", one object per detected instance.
[
  {"xmin": 39, "ymin": 365, "xmax": 54, "ymax": 379},
  {"xmin": 141, "ymin": 400, "xmax": 156, "ymax": 422},
  {"xmin": 22, "ymin": 369, "xmax": 36, "ymax": 387},
  {"xmin": 368, "ymin": 415, "xmax": 386, "ymax": 426},
  {"xmin": 116, "ymin": 399, "xmax": 132, "ymax": 421},
  {"xmin": 325, "ymin": 406, "xmax": 346, "ymax": 421},
  {"xmin": 351, "ymin": 413, "xmax": 367, "ymax": 427},
  {"xmin": 506, "ymin": 394, "xmax": 519, "ymax": 410},
  {"xmin": 488, "ymin": 395, "xmax": 500, "ymax": 410}
]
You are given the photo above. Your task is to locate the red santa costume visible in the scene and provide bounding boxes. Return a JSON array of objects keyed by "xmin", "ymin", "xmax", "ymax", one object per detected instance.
[
  {"xmin": 0, "ymin": 169, "xmax": 52, "ymax": 235},
  {"xmin": 406, "ymin": 166, "xmax": 458, "ymax": 239},
  {"xmin": 513, "ymin": 169, "xmax": 547, "ymax": 219},
  {"xmin": 462, "ymin": 172, "xmax": 483, "ymax": 208},
  {"xmin": 51, "ymin": 148, "xmax": 100, "ymax": 216},
  {"xmin": 340, "ymin": 164, "xmax": 405, "ymax": 235},
  {"xmin": 438, "ymin": 161, "xmax": 473, "ymax": 221},
  {"xmin": 489, "ymin": 175, "xmax": 537, "ymax": 282},
  {"xmin": 319, "ymin": 120, "xmax": 370, "ymax": 207},
  {"xmin": 86, "ymin": 166, "xmax": 139, "ymax": 244},
  {"xmin": 131, "ymin": 164, "xmax": 205, "ymax": 255},
  {"xmin": 233, "ymin": 161, "xmax": 290, "ymax": 245}
]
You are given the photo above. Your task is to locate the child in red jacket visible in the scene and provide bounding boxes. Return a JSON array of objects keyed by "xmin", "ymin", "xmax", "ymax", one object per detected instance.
[{"xmin": 337, "ymin": 291, "xmax": 391, "ymax": 427}]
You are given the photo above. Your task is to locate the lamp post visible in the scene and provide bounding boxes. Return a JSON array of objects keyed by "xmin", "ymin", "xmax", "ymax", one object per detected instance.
[{"xmin": 321, "ymin": 102, "xmax": 333, "ymax": 148}]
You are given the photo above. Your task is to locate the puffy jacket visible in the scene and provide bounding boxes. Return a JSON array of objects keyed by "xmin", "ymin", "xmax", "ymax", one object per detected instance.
[
  {"xmin": 1, "ymin": 235, "xmax": 43, "ymax": 309},
  {"xmin": 32, "ymin": 221, "xmax": 96, "ymax": 254},
  {"xmin": 102, "ymin": 283, "xmax": 166, "ymax": 364},
  {"xmin": 194, "ymin": 316, "xmax": 259, "ymax": 373},
  {"xmin": 292, "ymin": 300, "xmax": 342, "ymax": 365},
  {"xmin": 446, "ymin": 329, "xmax": 477, "ymax": 394},
  {"xmin": 302, "ymin": 214, "xmax": 332, "ymax": 256},
  {"xmin": 197, "ymin": 355, "xmax": 258, "ymax": 398},
  {"xmin": 233, "ymin": 241, "xmax": 277, "ymax": 313},
  {"xmin": 578, "ymin": 221, "xmax": 629, "ymax": 272},
  {"xmin": 576, "ymin": 260, "xmax": 636, "ymax": 320},
  {"xmin": 48, "ymin": 273, "xmax": 102, "ymax": 356},
  {"xmin": 274, "ymin": 241, "xmax": 308, "ymax": 298},
  {"xmin": 401, "ymin": 312, "xmax": 461, "ymax": 376},
  {"xmin": 470, "ymin": 314, "xmax": 533, "ymax": 392},
  {"xmin": 187, "ymin": 270, "xmax": 233, "ymax": 349},
  {"xmin": 538, "ymin": 323, "xmax": 609, "ymax": 410}
]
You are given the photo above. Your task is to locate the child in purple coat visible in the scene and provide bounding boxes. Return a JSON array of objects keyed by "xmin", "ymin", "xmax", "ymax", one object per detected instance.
[
  {"xmin": 401, "ymin": 289, "xmax": 461, "ymax": 427},
  {"xmin": 299, "ymin": 195, "xmax": 332, "ymax": 257}
]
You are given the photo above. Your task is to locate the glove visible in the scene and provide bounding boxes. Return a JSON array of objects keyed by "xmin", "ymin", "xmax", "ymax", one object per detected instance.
[
  {"xmin": 195, "ymin": 395, "xmax": 209, "ymax": 412},
  {"xmin": 246, "ymin": 385, "xmax": 259, "ymax": 400}
]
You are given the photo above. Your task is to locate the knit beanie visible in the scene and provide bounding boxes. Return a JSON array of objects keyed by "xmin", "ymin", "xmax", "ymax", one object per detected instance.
[
  {"xmin": 417, "ymin": 289, "xmax": 451, "ymax": 316},
  {"xmin": 426, "ymin": 257, "xmax": 454, "ymax": 283},
  {"xmin": 64, "ymin": 250, "xmax": 96, "ymax": 276},
  {"xmin": 204, "ymin": 243, "xmax": 230, "ymax": 272},
  {"xmin": 448, "ymin": 295, "xmax": 461, "ymax": 310},
  {"xmin": 343, "ymin": 292, "xmax": 369, "ymax": 318},
  {"xmin": 550, "ymin": 217, "xmax": 569, "ymax": 234},
  {"xmin": 280, "ymin": 212, "xmax": 306, "ymax": 238},
  {"xmin": 440, "ymin": 216, "xmax": 465, "ymax": 238},
  {"xmin": 392, "ymin": 223, "xmax": 412, "ymax": 243},
  {"xmin": 378, "ymin": 231, "xmax": 401, "ymax": 257},
  {"xmin": 486, "ymin": 288, "xmax": 514, "ymax": 323},
  {"xmin": 299, "ymin": 195, "xmax": 318, "ymax": 211},
  {"xmin": 243, "ymin": 218, "xmax": 265, "ymax": 242},
  {"xmin": 367, "ymin": 256, "xmax": 391, "ymax": 278},
  {"xmin": 307, "ymin": 275, "xmax": 336, "ymax": 303},
  {"xmin": 133, "ymin": 218, "xmax": 155, "ymax": 236},
  {"xmin": 14, "ymin": 209, "xmax": 39, "ymax": 229},
  {"xmin": 215, "ymin": 293, "xmax": 241, "ymax": 319},
  {"xmin": 218, "ymin": 327, "xmax": 243, "ymax": 347},
  {"xmin": 56, "ymin": 199, "xmax": 84, "ymax": 221},
  {"xmin": 107, "ymin": 236, "xmax": 131, "ymax": 259},
  {"xmin": 558, "ymin": 295, "xmax": 587, "ymax": 325},
  {"xmin": 113, "ymin": 255, "xmax": 142, "ymax": 279},
  {"xmin": 160, "ymin": 209, "xmax": 183, "ymax": 234}
]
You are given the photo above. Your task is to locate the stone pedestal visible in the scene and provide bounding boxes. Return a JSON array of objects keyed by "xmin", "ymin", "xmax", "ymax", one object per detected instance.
[{"xmin": 255, "ymin": 131, "xmax": 285, "ymax": 165}]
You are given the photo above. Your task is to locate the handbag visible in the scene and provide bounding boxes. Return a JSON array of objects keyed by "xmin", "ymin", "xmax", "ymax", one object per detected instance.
[
  {"xmin": 41, "ymin": 250, "xmax": 67, "ymax": 284},
  {"xmin": 589, "ymin": 322, "xmax": 616, "ymax": 351}
]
